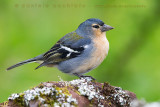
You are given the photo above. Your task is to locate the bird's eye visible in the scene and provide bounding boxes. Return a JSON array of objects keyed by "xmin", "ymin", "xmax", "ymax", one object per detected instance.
[{"xmin": 92, "ymin": 25, "xmax": 99, "ymax": 29}]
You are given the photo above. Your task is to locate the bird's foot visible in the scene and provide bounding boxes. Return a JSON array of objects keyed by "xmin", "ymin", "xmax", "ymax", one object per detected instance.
[
  {"xmin": 73, "ymin": 73, "xmax": 96, "ymax": 80},
  {"xmin": 80, "ymin": 75, "xmax": 96, "ymax": 80}
]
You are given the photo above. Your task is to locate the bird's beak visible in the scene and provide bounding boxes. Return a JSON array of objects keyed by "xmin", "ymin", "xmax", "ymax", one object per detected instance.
[{"xmin": 101, "ymin": 24, "xmax": 114, "ymax": 32}]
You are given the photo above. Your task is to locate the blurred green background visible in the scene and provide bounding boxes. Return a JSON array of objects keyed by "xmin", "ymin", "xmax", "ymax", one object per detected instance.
[{"xmin": 0, "ymin": 0, "xmax": 160, "ymax": 103}]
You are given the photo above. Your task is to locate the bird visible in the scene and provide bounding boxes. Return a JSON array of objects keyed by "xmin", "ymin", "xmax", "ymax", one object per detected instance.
[{"xmin": 7, "ymin": 18, "xmax": 114, "ymax": 79}]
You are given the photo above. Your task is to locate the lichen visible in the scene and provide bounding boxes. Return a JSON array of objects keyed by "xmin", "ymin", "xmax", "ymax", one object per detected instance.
[
  {"xmin": 111, "ymin": 87, "xmax": 131, "ymax": 106},
  {"xmin": 8, "ymin": 84, "xmax": 77, "ymax": 106},
  {"xmin": 8, "ymin": 93, "xmax": 20, "ymax": 100},
  {"xmin": 69, "ymin": 77, "xmax": 104, "ymax": 106},
  {"xmin": 7, "ymin": 77, "xmax": 133, "ymax": 107}
]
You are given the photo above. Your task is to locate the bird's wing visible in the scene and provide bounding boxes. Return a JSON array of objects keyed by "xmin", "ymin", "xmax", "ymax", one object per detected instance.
[{"xmin": 35, "ymin": 32, "xmax": 91, "ymax": 69}]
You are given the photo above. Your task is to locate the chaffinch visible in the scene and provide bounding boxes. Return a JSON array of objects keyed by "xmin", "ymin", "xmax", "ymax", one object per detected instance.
[{"xmin": 7, "ymin": 18, "xmax": 114, "ymax": 79}]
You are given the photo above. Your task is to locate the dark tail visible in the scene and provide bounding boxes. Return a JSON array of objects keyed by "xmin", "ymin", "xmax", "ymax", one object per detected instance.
[{"xmin": 7, "ymin": 55, "xmax": 44, "ymax": 70}]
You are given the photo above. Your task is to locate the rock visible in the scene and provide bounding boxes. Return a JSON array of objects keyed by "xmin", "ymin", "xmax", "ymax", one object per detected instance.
[{"xmin": 0, "ymin": 77, "xmax": 137, "ymax": 107}]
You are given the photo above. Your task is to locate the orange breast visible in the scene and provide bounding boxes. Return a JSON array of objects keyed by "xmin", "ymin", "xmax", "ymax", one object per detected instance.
[
  {"xmin": 73, "ymin": 32, "xmax": 109, "ymax": 74},
  {"xmin": 91, "ymin": 33, "xmax": 109, "ymax": 68}
]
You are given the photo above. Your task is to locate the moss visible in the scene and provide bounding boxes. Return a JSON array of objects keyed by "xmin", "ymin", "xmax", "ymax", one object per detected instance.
[
  {"xmin": 104, "ymin": 82, "xmax": 110, "ymax": 86},
  {"xmin": 39, "ymin": 89, "xmax": 57, "ymax": 106},
  {"xmin": 74, "ymin": 89, "xmax": 81, "ymax": 95},
  {"xmin": 62, "ymin": 88, "xmax": 70, "ymax": 96},
  {"xmin": 1, "ymin": 101, "xmax": 9, "ymax": 107},
  {"xmin": 44, "ymin": 97, "xmax": 55, "ymax": 106},
  {"xmin": 34, "ymin": 86, "xmax": 78, "ymax": 106},
  {"xmin": 13, "ymin": 94, "xmax": 25, "ymax": 106},
  {"xmin": 38, "ymin": 83, "xmax": 45, "ymax": 88},
  {"xmin": 89, "ymin": 103, "xmax": 94, "ymax": 107},
  {"xmin": 56, "ymin": 86, "xmax": 71, "ymax": 96},
  {"xmin": 90, "ymin": 99, "xmax": 95, "ymax": 104}
]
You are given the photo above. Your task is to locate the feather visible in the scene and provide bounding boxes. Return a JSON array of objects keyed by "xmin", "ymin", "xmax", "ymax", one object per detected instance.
[
  {"xmin": 7, "ymin": 55, "xmax": 43, "ymax": 70},
  {"xmin": 41, "ymin": 31, "xmax": 90, "ymax": 65}
]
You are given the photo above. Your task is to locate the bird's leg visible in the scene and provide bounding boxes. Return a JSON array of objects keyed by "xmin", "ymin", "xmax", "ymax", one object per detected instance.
[
  {"xmin": 80, "ymin": 75, "xmax": 96, "ymax": 80},
  {"xmin": 73, "ymin": 73, "xmax": 96, "ymax": 80},
  {"xmin": 73, "ymin": 73, "xmax": 82, "ymax": 78}
]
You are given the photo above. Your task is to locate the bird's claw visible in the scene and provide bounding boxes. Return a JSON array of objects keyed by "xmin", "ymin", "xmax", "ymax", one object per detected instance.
[
  {"xmin": 80, "ymin": 75, "xmax": 96, "ymax": 80},
  {"xmin": 73, "ymin": 73, "xmax": 96, "ymax": 80}
]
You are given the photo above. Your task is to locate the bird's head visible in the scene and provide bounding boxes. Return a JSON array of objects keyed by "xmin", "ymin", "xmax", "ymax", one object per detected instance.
[{"xmin": 76, "ymin": 18, "xmax": 114, "ymax": 38}]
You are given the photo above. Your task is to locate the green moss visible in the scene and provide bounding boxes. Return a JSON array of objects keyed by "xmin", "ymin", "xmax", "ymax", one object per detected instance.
[
  {"xmin": 104, "ymin": 82, "xmax": 110, "ymax": 86},
  {"xmin": 44, "ymin": 97, "xmax": 55, "ymax": 106},
  {"xmin": 39, "ymin": 90, "xmax": 57, "ymax": 106},
  {"xmin": 8, "ymin": 83, "xmax": 78, "ymax": 107},
  {"xmin": 13, "ymin": 94, "xmax": 25, "ymax": 106},
  {"xmin": 56, "ymin": 86, "xmax": 70, "ymax": 96},
  {"xmin": 38, "ymin": 83, "xmax": 45, "ymax": 88},
  {"xmin": 74, "ymin": 90, "xmax": 81, "ymax": 95},
  {"xmin": 1, "ymin": 101, "xmax": 9, "ymax": 107}
]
